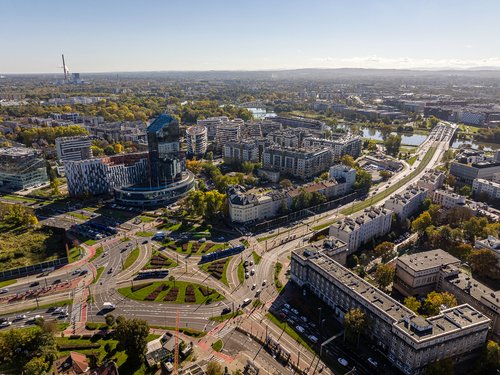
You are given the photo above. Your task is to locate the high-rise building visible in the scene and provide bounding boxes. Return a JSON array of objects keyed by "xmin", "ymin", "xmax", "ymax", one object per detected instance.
[
  {"xmin": 215, "ymin": 119, "xmax": 243, "ymax": 150},
  {"xmin": 0, "ymin": 147, "xmax": 49, "ymax": 191},
  {"xmin": 147, "ymin": 114, "xmax": 182, "ymax": 187},
  {"xmin": 55, "ymin": 136, "xmax": 92, "ymax": 162},
  {"xmin": 186, "ymin": 125, "xmax": 208, "ymax": 157},
  {"xmin": 197, "ymin": 116, "xmax": 229, "ymax": 140}
]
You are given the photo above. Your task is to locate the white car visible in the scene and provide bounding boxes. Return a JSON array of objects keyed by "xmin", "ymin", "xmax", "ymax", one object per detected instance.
[
  {"xmin": 251, "ymin": 283, "xmax": 256, "ymax": 290},
  {"xmin": 0, "ymin": 288, "xmax": 9, "ymax": 294},
  {"xmin": 295, "ymin": 325, "xmax": 305, "ymax": 333},
  {"xmin": 262, "ymin": 279, "xmax": 267, "ymax": 286},
  {"xmin": 368, "ymin": 357, "xmax": 378, "ymax": 367},
  {"xmin": 250, "ymin": 268, "xmax": 255, "ymax": 276},
  {"xmin": 338, "ymin": 358, "xmax": 349, "ymax": 367},
  {"xmin": 0, "ymin": 321, "xmax": 12, "ymax": 328}
]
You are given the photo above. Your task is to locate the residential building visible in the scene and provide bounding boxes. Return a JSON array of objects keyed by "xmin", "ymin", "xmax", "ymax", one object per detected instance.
[
  {"xmin": 472, "ymin": 178, "xmax": 500, "ymax": 201},
  {"xmin": 290, "ymin": 249, "xmax": 490, "ymax": 375},
  {"xmin": 227, "ymin": 185, "xmax": 290, "ymax": 223},
  {"xmin": 329, "ymin": 207, "xmax": 393, "ymax": 253},
  {"xmin": 55, "ymin": 136, "xmax": 92, "ymax": 162},
  {"xmin": 329, "ymin": 164, "xmax": 356, "ymax": 190},
  {"xmin": 287, "ymin": 177, "xmax": 355, "ymax": 202},
  {"xmin": 270, "ymin": 116, "xmax": 326, "ymax": 132},
  {"xmin": 296, "ymin": 237, "xmax": 348, "ymax": 266},
  {"xmin": 0, "ymin": 147, "xmax": 49, "ymax": 191},
  {"xmin": 266, "ymin": 130, "xmax": 300, "ymax": 148},
  {"xmin": 384, "ymin": 185, "xmax": 428, "ymax": 222},
  {"xmin": 243, "ymin": 120, "xmax": 282, "ymax": 137},
  {"xmin": 262, "ymin": 145, "xmax": 334, "ymax": 179},
  {"xmin": 53, "ymin": 351, "xmax": 90, "ymax": 374},
  {"xmin": 450, "ymin": 161, "xmax": 500, "ymax": 185},
  {"xmin": 432, "ymin": 190, "xmax": 466, "ymax": 209},
  {"xmin": 65, "ymin": 153, "xmax": 148, "ymax": 197},
  {"xmin": 197, "ymin": 116, "xmax": 229, "ymax": 140},
  {"xmin": 223, "ymin": 140, "xmax": 259, "ymax": 164},
  {"xmin": 215, "ymin": 119, "xmax": 243, "ymax": 150},
  {"xmin": 393, "ymin": 249, "xmax": 461, "ymax": 297},
  {"xmin": 416, "ymin": 170, "xmax": 445, "ymax": 192},
  {"xmin": 303, "ymin": 134, "xmax": 362, "ymax": 161},
  {"xmin": 185, "ymin": 125, "xmax": 208, "ymax": 157}
]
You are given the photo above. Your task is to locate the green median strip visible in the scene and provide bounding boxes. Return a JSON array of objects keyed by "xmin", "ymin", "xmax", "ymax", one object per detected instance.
[
  {"xmin": 92, "ymin": 267, "xmax": 104, "ymax": 284},
  {"xmin": 123, "ymin": 247, "xmax": 139, "ymax": 270},
  {"xmin": 266, "ymin": 312, "xmax": 314, "ymax": 353}
]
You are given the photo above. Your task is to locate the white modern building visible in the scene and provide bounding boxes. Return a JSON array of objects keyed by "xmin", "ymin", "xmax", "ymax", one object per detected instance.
[
  {"xmin": 186, "ymin": 125, "xmax": 208, "ymax": 157},
  {"xmin": 432, "ymin": 189, "xmax": 466, "ymax": 209},
  {"xmin": 55, "ymin": 136, "xmax": 92, "ymax": 162},
  {"xmin": 329, "ymin": 164, "xmax": 356, "ymax": 190},
  {"xmin": 329, "ymin": 207, "xmax": 393, "ymax": 253},
  {"xmin": 472, "ymin": 178, "xmax": 500, "ymax": 201},
  {"xmin": 302, "ymin": 133, "xmax": 362, "ymax": 161},
  {"xmin": 0, "ymin": 147, "xmax": 49, "ymax": 191},
  {"xmin": 384, "ymin": 185, "xmax": 428, "ymax": 222}
]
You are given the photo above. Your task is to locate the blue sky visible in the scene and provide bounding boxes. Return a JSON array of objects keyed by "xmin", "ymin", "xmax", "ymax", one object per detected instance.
[{"xmin": 1, "ymin": 0, "xmax": 500, "ymax": 73}]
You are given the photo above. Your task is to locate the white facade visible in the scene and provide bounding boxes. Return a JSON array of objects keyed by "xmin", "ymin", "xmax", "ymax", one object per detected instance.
[
  {"xmin": 186, "ymin": 125, "xmax": 208, "ymax": 157},
  {"xmin": 197, "ymin": 116, "xmax": 228, "ymax": 139},
  {"xmin": 416, "ymin": 170, "xmax": 445, "ymax": 192},
  {"xmin": 55, "ymin": 136, "xmax": 92, "ymax": 162},
  {"xmin": 432, "ymin": 189, "xmax": 466, "ymax": 208},
  {"xmin": 384, "ymin": 185, "xmax": 428, "ymax": 221},
  {"xmin": 329, "ymin": 164, "xmax": 356, "ymax": 190},
  {"xmin": 215, "ymin": 120, "xmax": 243, "ymax": 150},
  {"xmin": 472, "ymin": 178, "xmax": 500, "ymax": 200},
  {"xmin": 329, "ymin": 207, "xmax": 393, "ymax": 253}
]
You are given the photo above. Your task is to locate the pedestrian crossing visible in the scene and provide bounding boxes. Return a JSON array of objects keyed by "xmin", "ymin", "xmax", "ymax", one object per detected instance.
[{"xmin": 211, "ymin": 324, "xmax": 234, "ymax": 339}]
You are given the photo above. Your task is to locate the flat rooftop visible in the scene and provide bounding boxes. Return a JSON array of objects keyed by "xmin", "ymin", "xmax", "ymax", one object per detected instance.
[
  {"xmin": 397, "ymin": 249, "xmax": 460, "ymax": 272},
  {"xmin": 444, "ymin": 270, "xmax": 500, "ymax": 310}
]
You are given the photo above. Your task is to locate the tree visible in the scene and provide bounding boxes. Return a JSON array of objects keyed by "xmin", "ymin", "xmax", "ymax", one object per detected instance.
[
  {"xmin": 91, "ymin": 145, "xmax": 104, "ymax": 157},
  {"xmin": 459, "ymin": 185, "xmax": 471, "ymax": 197},
  {"xmin": 185, "ymin": 190, "xmax": 206, "ymax": 217},
  {"xmin": 50, "ymin": 178, "xmax": 60, "ymax": 196},
  {"xmin": 310, "ymin": 191, "xmax": 327, "ymax": 206},
  {"xmin": 115, "ymin": 317, "xmax": 149, "ymax": 364},
  {"xmin": 422, "ymin": 291, "xmax": 457, "ymax": 316},
  {"xmin": 384, "ymin": 134, "xmax": 402, "ymax": 157},
  {"xmin": 206, "ymin": 151, "xmax": 213, "ymax": 161},
  {"xmin": 279, "ymin": 179, "xmax": 292, "ymax": 189},
  {"xmin": 468, "ymin": 249, "xmax": 498, "ymax": 279},
  {"xmin": 480, "ymin": 340, "xmax": 500, "ymax": 374},
  {"xmin": 23, "ymin": 356, "xmax": 50, "ymax": 375},
  {"xmin": 412, "ymin": 211, "xmax": 432, "ymax": 232},
  {"xmin": 404, "ymin": 296, "xmax": 421, "ymax": 313},
  {"xmin": 114, "ymin": 143, "xmax": 124, "ymax": 154},
  {"xmin": 374, "ymin": 241, "xmax": 395, "ymax": 261},
  {"xmin": 353, "ymin": 168, "xmax": 372, "ymax": 190},
  {"xmin": 343, "ymin": 308, "xmax": 367, "ymax": 347},
  {"xmin": 450, "ymin": 243, "xmax": 472, "ymax": 261},
  {"xmin": 241, "ymin": 161, "xmax": 255, "ymax": 174},
  {"xmin": 27, "ymin": 214, "xmax": 39, "ymax": 228},
  {"xmin": 379, "ymin": 170, "xmax": 392, "ymax": 181},
  {"xmin": 445, "ymin": 174, "xmax": 456, "ymax": 188},
  {"xmin": 375, "ymin": 264, "xmax": 395, "ymax": 291},
  {"xmin": 104, "ymin": 145, "xmax": 116, "ymax": 155},
  {"xmin": 105, "ymin": 314, "xmax": 115, "ymax": 327},
  {"xmin": 340, "ymin": 155, "xmax": 356, "ymax": 168},
  {"xmin": 424, "ymin": 358, "xmax": 453, "ymax": 375},
  {"xmin": 206, "ymin": 361, "xmax": 223, "ymax": 375},
  {"xmin": 205, "ymin": 190, "xmax": 226, "ymax": 219},
  {"xmin": 320, "ymin": 171, "xmax": 329, "ymax": 180}
]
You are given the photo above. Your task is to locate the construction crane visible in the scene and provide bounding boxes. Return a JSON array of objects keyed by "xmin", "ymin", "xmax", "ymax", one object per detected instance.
[
  {"xmin": 60, "ymin": 54, "xmax": 70, "ymax": 82},
  {"xmin": 174, "ymin": 310, "xmax": 180, "ymax": 375}
]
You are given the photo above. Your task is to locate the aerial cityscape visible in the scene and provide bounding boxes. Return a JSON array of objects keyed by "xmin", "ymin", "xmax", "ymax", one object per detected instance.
[{"xmin": 0, "ymin": 1, "xmax": 499, "ymax": 375}]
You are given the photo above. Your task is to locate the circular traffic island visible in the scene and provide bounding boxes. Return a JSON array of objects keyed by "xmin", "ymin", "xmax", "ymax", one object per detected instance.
[{"xmin": 117, "ymin": 280, "xmax": 223, "ymax": 304}]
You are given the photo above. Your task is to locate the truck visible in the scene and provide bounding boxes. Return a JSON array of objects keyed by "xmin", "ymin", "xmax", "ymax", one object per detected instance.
[{"xmin": 102, "ymin": 302, "xmax": 116, "ymax": 310}]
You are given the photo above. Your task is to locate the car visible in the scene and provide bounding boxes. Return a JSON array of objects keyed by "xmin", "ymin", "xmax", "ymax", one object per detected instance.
[
  {"xmin": 287, "ymin": 317, "xmax": 296, "ymax": 325},
  {"xmin": 243, "ymin": 261, "xmax": 249, "ymax": 267},
  {"xmin": 291, "ymin": 308, "xmax": 299, "ymax": 315},
  {"xmin": 0, "ymin": 288, "xmax": 9, "ymax": 294},
  {"xmin": 255, "ymin": 289, "xmax": 261, "ymax": 296},
  {"xmin": 221, "ymin": 307, "xmax": 231, "ymax": 315},
  {"xmin": 300, "ymin": 316, "xmax": 308, "ymax": 323},
  {"xmin": 308, "ymin": 335, "xmax": 318, "ymax": 343},
  {"xmin": 30, "ymin": 282, "xmax": 40, "ymax": 287},
  {"xmin": 249, "ymin": 260, "xmax": 254, "ymax": 266},
  {"xmin": 198, "ymin": 237, "xmax": 206, "ymax": 243},
  {"xmin": 79, "ymin": 270, "xmax": 88, "ymax": 276},
  {"xmin": 283, "ymin": 303, "xmax": 291, "ymax": 309},
  {"xmin": 108, "ymin": 268, "xmax": 113, "ymax": 274},
  {"xmin": 262, "ymin": 279, "xmax": 267, "ymax": 286},
  {"xmin": 13, "ymin": 314, "xmax": 27, "ymax": 321},
  {"xmin": 52, "ymin": 279, "xmax": 61, "ymax": 285},
  {"xmin": 295, "ymin": 325, "xmax": 305, "ymax": 333},
  {"xmin": 0, "ymin": 321, "xmax": 12, "ymax": 328},
  {"xmin": 250, "ymin": 268, "xmax": 255, "ymax": 276},
  {"xmin": 242, "ymin": 298, "xmax": 252, "ymax": 306},
  {"xmin": 251, "ymin": 283, "xmax": 256, "ymax": 290},
  {"xmin": 245, "ymin": 272, "xmax": 249, "ymax": 279},
  {"xmin": 367, "ymin": 357, "xmax": 378, "ymax": 367},
  {"xmin": 281, "ymin": 308, "xmax": 289, "ymax": 315},
  {"xmin": 338, "ymin": 358, "xmax": 349, "ymax": 367},
  {"xmin": 142, "ymin": 240, "xmax": 148, "ymax": 244},
  {"xmin": 71, "ymin": 269, "xmax": 81, "ymax": 275}
]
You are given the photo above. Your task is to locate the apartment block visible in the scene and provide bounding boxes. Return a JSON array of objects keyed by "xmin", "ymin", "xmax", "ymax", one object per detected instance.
[
  {"xmin": 269, "ymin": 116, "xmax": 326, "ymax": 132},
  {"xmin": 65, "ymin": 153, "xmax": 148, "ymax": 197},
  {"xmin": 262, "ymin": 145, "xmax": 334, "ymax": 179},
  {"xmin": 432, "ymin": 190, "xmax": 466, "ymax": 209},
  {"xmin": 186, "ymin": 125, "xmax": 208, "ymax": 157},
  {"xmin": 393, "ymin": 249, "xmax": 461, "ymax": 297},
  {"xmin": 302, "ymin": 134, "xmax": 362, "ymax": 161},
  {"xmin": 223, "ymin": 140, "xmax": 260, "ymax": 164},
  {"xmin": 55, "ymin": 136, "xmax": 92, "ymax": 162},
  {"xmin": 290, "ymin": 249, "xmax": 490, "ymax": 375},
  {"xmin": 416, "ymin": 170, "xmax": 445, "ymax": 192},
  {"xmin": 215, "ymin": 119, "xmax": 243, "ymax": 151},
  {"xmin": 0, "ymin": 147, "xmax": 49, "ymax": 191},
  {"xmin": 266, "ymin": 130, "xmax": 300, "ymax": 148},
  {"xmin": 384, "ymin": 185, "xmax": 428, "ymax": 222},
  {"xmin": 329, "ymin": 207, "xmax": 393, "ymax": 253},
  {"xmin": 196, "ymin": 116, "xmax": 229, "ymax": 140},
  {"xmin": 472, "ymin": 178, "xmax": 500, "ymax": 201}
]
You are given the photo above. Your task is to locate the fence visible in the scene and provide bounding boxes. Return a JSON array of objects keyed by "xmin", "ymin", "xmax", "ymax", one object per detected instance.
[{"xmin": 0, "ymin": 257, "xmax": 69, "ymax": 281}]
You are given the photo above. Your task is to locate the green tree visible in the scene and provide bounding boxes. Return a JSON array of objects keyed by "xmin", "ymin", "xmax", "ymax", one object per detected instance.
[
  {"xmin": 205, "ymin": 190, "xmax": 226, "ymax": 219},
  {"xmin": 479, "ymin": 340, "xmax": 500, "ymax": 374},
  {"xmin": 459, "ymin": 185, "xmax": 471, "ymax": 197},
  {"xmin": 105, "ymin": 314, "xmax": 116, "ymax": 327},
  {"xmin": 384, "ymin": 134, "xmax": 402, "ymax": 156},
  {"xmin": 206, "ymin": 151, "xmax": 213, "ymax": 161},
  {"xmin": 468, "ymin": 249, "xmax": 498, "ymax": 279},
  {"xmin": 353, "ymin": 168, "xmax": 372, "ymax": 190},
  {"xmin": 320, "ymin": 171, "xmax": 329, "ymax": 180},
  {"xmin": 340, "ymin": 155, "xmax": 356, "ymax": 168},
  {"xmin": 375, "ymin": 264, "xmax": 395, "ymax": 291},
  {"xmin": 445, "ymin": 174, "xmax": 456, "ymax": 187},
  {"xmin": 412, "ymin": 211, "xmax": 432, "ymax": 232},
  {"xmin": 422, "ymin": 291, "xmax": 457, "ymax": 316},
  {"xmin": 241, "ymin": 161, "xmax": 255, "ymax": 174},
  {"xmin": 23, "ymin": 356, "xmax": 50, "ymax": 375},
  {"xmin": 374, "ymin": 241, "xmax": 395, "ymax": 261},
  {"xmin": 279, "ymin": 179, "xmax": 292, "ymax": 189},
  {"xmin": 379, "ymin": 170, "xmax": 392, "ymax": 181},
  {"xmin": 50, "ymin": 178, "xmax": 60, "ymax": 196},
  {"xmin": 115, "ymin": 317, "xmax": 149, "ymax": 364},
  {"xmin": 343, "ymin": 308, "xmax": 367, "ymax": 347},
  {"xmin": 404, "ymin": 296, "xmax": 421, "ymax": 313},
  {"xmin": 206, "ymin": 361, "xmax": 223, "ymax": 375}
]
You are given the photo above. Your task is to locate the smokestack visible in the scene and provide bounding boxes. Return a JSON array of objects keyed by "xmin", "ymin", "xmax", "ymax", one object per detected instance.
[{"xmin": 62, "ymin": 54, "xmax": 67, "ymax": 81}]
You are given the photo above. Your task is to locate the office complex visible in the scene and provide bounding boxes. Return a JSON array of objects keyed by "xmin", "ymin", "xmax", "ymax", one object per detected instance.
[
  {"xmin": 55, "ymin": 136, "xmax": 92, "ymax": 162},
  {"xmin": 450, "ymin": 150, "xmax": 500, "ymax": 185},
  {"xmin": 384, "ymin": 185, "xmax": 428, "ymax": 222},
  {"xmin": 291, "ymin": 249, "xmax": 490, "ymax": 375},
  {"xmin": 0, "ymin": 147, "xmax": 49, "ymax": 191},
  {"xmin": 65, "ymin": 153, "xmax": 148, "ymax": 197},
  {"xmin": 186, "ymin": 125, "xmax": 208, "ymax": 157},
  {"xmin": 329, "ymin": 207, "xmax": 392, "ymax": 253},
  {"xmin": 262, "ymin": 145, "xmax": 334, "ymax": 179}
]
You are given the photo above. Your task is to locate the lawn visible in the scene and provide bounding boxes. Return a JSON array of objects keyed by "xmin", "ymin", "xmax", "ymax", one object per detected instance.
[
  {"xmin": 162, "ymin": 240, "xmax": 224, "ymax": 256},
  {"xmin": 68, "ymin": 246, "xmax": 83, "ymax": 263},
  {"xmin": 341, "ymin": 146, "xmax": 436, "ymax": 215},
  {"xmin": 1, "ymin": 195, "xmax": 38, "ymax": 203},
  {"xmin": 123, "ymin": 247, "xmax": 140, "ymax": 270},
  {"xmin": 252, "ymin": 251, "xmax": 262, "ymax": 265},
  {"xmin": 200, "ymin": 257, "xmax": 231, "ymax": 286},
  {"xmin": 274, "ymin": 262, "xmax": 283, "ymax": 291},
  {"xmin": 257, "ymin": 233, "xmax": 279, "ymax": 242},
  {"xmin": 266, "ymin": 312, "xmax": 314, "ymax": 353},
  {"xmin": 211, "ymin": 339, "xmax": 223, "ymax": 352},
  {"xmin": 241, "ymin": 239, "xmax": 250, "ymax": 247},
  {"xmin": 67, "ymin": 212, "xmax": 89, "ymax": 221},
  {"xmin": 0, "ymin": 223, "xmax": 67, "ymax": 271},
  {"xmin": 118, "ymin": 280, "xmax": 223, "ymax": 304},
  {"xmin": 0, "ymin": 279, "xmax": 16, "ymax": 288},
  {"xmin": 136, "ymin": 231, "xmax": 154, "ymax": 237},
  {"xmin": 1, "ymin": 299, "xmax": 73, "ymax": 316},
  {"xmin": 92, "ymin": 267, "xmax": 105, "ymax": 284},
  {"xmin": 139, "ymin": 215, "xmax": 155, "ymax": 223},
  {"xmin": 237, "ymin": 261, "xmax": 245, "ymax": 284},
  {"xmin": 209, "ymin": 310, "xmax": 243, "ymax": 322},
  {"xmin": 312, "ymin": 220, "xmax": 335, "ymax": 231},
  {"xmin": 89, "ymin": 246, "xmax": 104, "ymax": 262},
  {"xmin": 407, "ymin": 155, "xmax": 418, "ymax": 165}
]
